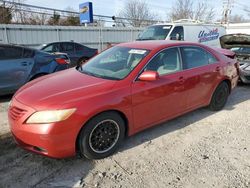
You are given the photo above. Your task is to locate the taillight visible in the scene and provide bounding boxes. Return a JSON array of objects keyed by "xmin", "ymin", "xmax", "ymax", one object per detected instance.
[{"xmin": 55, "ymin": 58, "xmax": 70, "ymax": 65}]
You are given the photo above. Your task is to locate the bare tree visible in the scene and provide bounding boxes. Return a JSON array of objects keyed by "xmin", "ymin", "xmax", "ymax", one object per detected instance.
[
  {"xmin": 0, "ymin": 5, "xmax": 12, "ymax": 24},
  {"xmin": 229, "ymin": 14, "xmax": 247, "ymax": 23},
  {"xmin": 47, "ymin": 12, "xmax": 61, "ymax": 25},
  {"xmin": 117, "ymin": 0, "xmax": 159, "ymax": 27},
  {"xmin": 60, "ymin": 7, "xmax": 79, "ymax": 26},
  {"xmin": 27, "ymin": 13, "xmax": 48, "ymax": 25},
  {"xmin": 169, "ymin": 0, "xmax": 215, "ymax": 22}
]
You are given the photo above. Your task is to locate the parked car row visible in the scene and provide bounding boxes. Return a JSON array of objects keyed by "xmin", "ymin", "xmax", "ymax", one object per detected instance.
[
  {"xmin": 0, "ymin": 44, "xmax": 70, "ymax": 96},
  {"xmin": 39, "ymin": 41, "xmax": 98, "ymax": 67},
  {"xmin": 1, "ymin": 24, "xmax": 249, "ymax": 160},
  {"xmin": 0, "ymin": 42, "xmax": 98, "ymax": 96}
]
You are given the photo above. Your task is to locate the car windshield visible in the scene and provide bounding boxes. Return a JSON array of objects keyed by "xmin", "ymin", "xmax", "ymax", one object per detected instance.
[
  {"xmin": 230, "ymin": 47, "xmax": 250, "ymax": 54},
  {"xmin": 79, "ymin": 46, "xmax": 150, "ymax": 80},
  {"xmin": 137, "ymin": 25, "xmax": 172, "ymax": 40},
  {"xmin": 36, "ymin": 44, "xmax": 47, "ymax": 50}
]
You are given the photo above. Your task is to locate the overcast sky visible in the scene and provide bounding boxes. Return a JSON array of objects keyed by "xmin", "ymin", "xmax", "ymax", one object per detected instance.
[{"xmin": 25, "ymin": 0, "xmax": 249, "ymax": 20}]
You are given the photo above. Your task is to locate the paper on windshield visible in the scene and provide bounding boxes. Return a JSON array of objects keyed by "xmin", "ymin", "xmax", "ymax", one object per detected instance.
[{"xmin": 129, "ymin": 49, "xmax": 147, "ymax": 55}]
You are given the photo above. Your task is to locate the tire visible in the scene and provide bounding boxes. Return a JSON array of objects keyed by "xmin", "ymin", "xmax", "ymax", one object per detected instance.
[
  {"xmin": 209, "ymin": 82, "xmax": 230, "ymax": 111},
  {"xmin": 78, "ymin": 112, "xmax": 125, "ymax": 159}
]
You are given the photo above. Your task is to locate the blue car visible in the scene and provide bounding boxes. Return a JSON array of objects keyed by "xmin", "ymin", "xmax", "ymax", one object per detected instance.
[
  {"xmin": 0, "ymin": 44, "xmax": 70, "ymax": 96},
  {"xmin": 40, "ymin": 41, "xmax": 98, "ymax": 67}
]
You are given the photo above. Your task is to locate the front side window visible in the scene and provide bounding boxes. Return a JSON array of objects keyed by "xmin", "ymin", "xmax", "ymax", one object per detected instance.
[
  {"xmin": 181, "ymin": 47, "xmax": 216, "ymax": 69},
  {"xmin": 145, "ymin": 47, "xmax": 181, "ymax": 75},
  {"xmin": 170, "ymin": 26, "xmax": 184, "ymax": 41},
  {"xmin": 137, "ymin": 25, "xmax": 172, "ymax": 40},
  {"xmin": 80, "ymin": 46, "xmax": 150, "ymax": 80},
  {"xmin": 42, "ymin": 44, "xmax": 60, "ymax": 53}
]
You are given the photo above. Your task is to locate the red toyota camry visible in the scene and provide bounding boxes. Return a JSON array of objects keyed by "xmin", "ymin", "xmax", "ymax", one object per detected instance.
[{"xmin": 8, "ymin": 41, "xmax": 239, "ymax": 159}]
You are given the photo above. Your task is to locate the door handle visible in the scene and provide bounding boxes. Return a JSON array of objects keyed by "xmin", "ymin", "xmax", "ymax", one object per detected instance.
[
  {"xmin": 179, "ymin": 76, "xmax": 185, "ymax": 84},
  {"xmin": 215, "ymin": 66, "xmax": 221, "ymax": 72},
  {"xmin": 21, "ymin": 62, "xmax": 28, "ymax": 66}
]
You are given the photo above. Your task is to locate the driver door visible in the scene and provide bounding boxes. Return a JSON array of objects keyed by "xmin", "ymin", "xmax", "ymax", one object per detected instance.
[{"xmin": 131, "ymin": 47, "xmax": 188, "ymax": 131}]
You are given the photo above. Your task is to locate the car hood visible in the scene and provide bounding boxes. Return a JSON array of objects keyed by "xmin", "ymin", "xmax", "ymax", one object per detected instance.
[
  {"xmin": 15, "ymin": 68, "xmax": 117, "ymax": 110},
  {"xmin": 220, "ymin": 34, "xmax": 250, "ymax": 49}
]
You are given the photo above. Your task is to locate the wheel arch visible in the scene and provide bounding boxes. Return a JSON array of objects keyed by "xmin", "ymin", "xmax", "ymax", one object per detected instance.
[
  {"xmin": 208, "ymin": 78, "xmax": 231, "ymax": 105},
  {"xmin": 222, "ymin": 79, "xmax": 232, "ymax": 94},
  {"xmin": 75, "ymin": 109, "xmax": 129, "ymax": 154}
]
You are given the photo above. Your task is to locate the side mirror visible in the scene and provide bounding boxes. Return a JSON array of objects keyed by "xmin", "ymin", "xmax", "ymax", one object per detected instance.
[{"xmin": 138, "ymin": 71, "xmax": 159, "ymax": 81}]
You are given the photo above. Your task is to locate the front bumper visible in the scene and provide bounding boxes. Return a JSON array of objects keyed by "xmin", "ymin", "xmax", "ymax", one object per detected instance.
[{"xmin": 8, "ymin": 98, "xmax": 80, "ymax": 158}]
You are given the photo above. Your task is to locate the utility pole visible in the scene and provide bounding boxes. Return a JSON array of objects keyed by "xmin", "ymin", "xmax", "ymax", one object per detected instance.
[{"xmin": 222, "ymin": 0, "xmax": 234, "ymax": 25}]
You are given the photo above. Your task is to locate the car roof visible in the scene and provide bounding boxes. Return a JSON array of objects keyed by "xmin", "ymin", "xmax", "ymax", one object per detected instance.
[
  {"xmin": 46, "ymin": 41, "xmax": 79, "ymax": 44},
  {"xmin": 0, "ymin": 43, "xmax": 35, "ymax": 51},
  {"xmin": 117, "ymin": 40, "xmax": 206, "ymax": 50}
]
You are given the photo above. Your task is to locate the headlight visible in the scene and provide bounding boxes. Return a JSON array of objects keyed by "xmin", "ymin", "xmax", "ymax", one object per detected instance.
[
  {"xmin": 244, "ymin": 65, "xmax": 250, "ymax": 71},
  {"xmin": 26, "ymin": 108, "xmax": 76, "ymax": 124}
]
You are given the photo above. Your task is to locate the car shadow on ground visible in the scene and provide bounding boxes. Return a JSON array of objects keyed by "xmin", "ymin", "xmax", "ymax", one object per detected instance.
[
  {"xmin": 0, "ymin": 132, "xmax": 95, "ymax": 187},
  {"xmin": 0, "ymin": 84, "xmax": 249, "ymax": 187}
]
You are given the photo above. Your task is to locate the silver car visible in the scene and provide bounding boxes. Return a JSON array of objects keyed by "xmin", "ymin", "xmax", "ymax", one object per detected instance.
[{"xmin": 220, "ymin": 34, "xmax": 250, "ymax": 84}]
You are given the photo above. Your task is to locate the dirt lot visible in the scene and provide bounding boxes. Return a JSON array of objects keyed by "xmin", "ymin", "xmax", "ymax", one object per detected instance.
[{"xmin": 0, "ymin": 85, "xmax": 250, "ymax": 188}]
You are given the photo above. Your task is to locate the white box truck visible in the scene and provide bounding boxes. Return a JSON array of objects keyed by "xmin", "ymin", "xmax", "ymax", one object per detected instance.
[{"xmin": 137, "ymin": 20, "xmax": 226, "ymax": 47}]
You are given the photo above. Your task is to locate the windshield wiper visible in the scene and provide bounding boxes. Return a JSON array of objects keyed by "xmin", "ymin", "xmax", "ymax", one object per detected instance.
[
  {"xmin": 81, "ymin": 70, "xmax": 120, "ymax": 80},
  {"xmin": 136, "ymin": 37, "xmax": 155, "ymax": 41}
]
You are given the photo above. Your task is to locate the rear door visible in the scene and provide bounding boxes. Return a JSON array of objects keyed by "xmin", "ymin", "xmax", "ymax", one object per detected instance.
[
  {"xmin": 180, "ymin": 46, "xmax": 221, "ymax": 109},
  {"xmin": 0, "ymin": 46, "xmax": 33, "ymax": 94},
  {"xmin": 131, "ymin": 47, "xmax": 188, "ymax": 131}
]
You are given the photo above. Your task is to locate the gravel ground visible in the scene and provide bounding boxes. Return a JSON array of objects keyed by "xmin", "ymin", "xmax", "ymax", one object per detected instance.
[{"xmin": 0, "ymin": 85, "xmax": 250, "ymax": 188}]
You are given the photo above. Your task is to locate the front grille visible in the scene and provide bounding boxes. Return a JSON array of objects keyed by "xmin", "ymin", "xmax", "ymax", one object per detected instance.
[{"xmin": 9, "ymin": 106, "xmax": 27, "ymax": 121}]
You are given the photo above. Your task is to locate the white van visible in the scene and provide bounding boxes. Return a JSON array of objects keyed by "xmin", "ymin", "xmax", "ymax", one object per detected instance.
[{"xmin": 137, "ymin": 21, "xmax": 226, "ymax": 47}]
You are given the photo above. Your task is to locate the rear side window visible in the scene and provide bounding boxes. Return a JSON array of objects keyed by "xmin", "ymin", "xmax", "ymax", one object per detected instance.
[
  {"xmin": 0, "ymin": 46, "xmax": 23, "ymax": 60},
  {"xmin": 181, "ymin": 47, "xmax": 216, "ymax": 69},
  {"xmin": 23, "ymin": 48, "xmax": 34, "ymax": 58},
  {"xmin": 170, "ymin": 26, "xmax": 184, "ymax": 40},
  {"xmin": 62, "ymin": 43, "xmax": 74, "ymax": 52},
  {"xmin": 75, "ymin": 43, "xmax": 85, "ymax": 51}
]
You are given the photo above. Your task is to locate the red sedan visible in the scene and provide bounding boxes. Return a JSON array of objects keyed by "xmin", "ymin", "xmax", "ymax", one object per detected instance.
[{"xmin": 8, "ymin": 41, "xmax": 239, "ymax": 159}]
